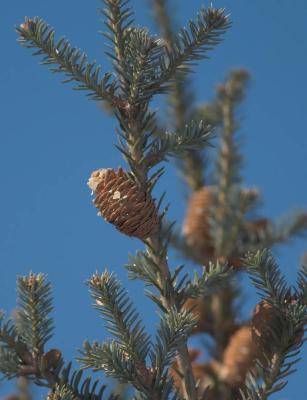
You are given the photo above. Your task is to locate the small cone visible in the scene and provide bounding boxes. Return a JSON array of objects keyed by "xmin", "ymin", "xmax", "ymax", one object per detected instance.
[
  {"xmin": 183, "ymin": 186, "xmax": 267, "ymax": 267},
  {"xmin": 251, "ymin": 300, "xmax": 276, "ymax": 351},
  {"xmin": 43, "ymin": 349, "xmax": 62, "ymax": 370},
  {"xmin": 251, "ymin": 298, "xmax": 304, "ymax": 348},
  {"xmin": 220, "ymin": 326, "xmax": 257, "ymax": 387},
  {"xmin": 183, "ymin": 186, "xmax": 215, "ymax": 262},
  {"xmin": 88, "ymin": 168, "xmax": 158, "ymax": 240}
]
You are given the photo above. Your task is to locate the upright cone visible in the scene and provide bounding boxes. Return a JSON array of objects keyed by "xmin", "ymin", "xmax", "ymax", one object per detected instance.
[{"xmin": 88, "ymin": 168, "xmax": 158, "ymax": 240}]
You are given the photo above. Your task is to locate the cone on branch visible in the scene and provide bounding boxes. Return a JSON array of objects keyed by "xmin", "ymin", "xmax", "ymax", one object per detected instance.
[
  {"xmin": 251, "ymin": 300, "xmax": 276, "ymax": 351},
  {"xmin": 183, "ymin": 185, "xmax": 269, "ymax": 267},
  {"xmin": 183, "ymin": 186, "xmax": 215, "ymax": 260},
  {"xmin": 252, "ymin": 298, "xmax": 304, "ymax": 350},
  {"xmin": 88, "ymin": 167, "xmax": 158, "ymax": 240},
  {"xmin": 218, "ymin": 325, "xmax": 257, "ymax": 387}
]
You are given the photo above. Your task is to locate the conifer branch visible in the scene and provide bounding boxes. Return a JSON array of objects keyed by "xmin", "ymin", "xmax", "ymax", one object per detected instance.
[
  {"xmin": 245, "ymin": 249, "xmax": 289, "ymax": 306},
  {"xmin": 184, "ymin": 261, "xmax": 231, "ymax": 300},
  {"xmin": 85, "ymin": 271, "xmax": 151, "ymax": 366},
  {"xmin": 80, "ymin": 341, "xmax": 139, "ymax": 385},
  {"xmin": 16, "ymin": 273, "xmax": 53, "ymax": 355},
  {"xmin": 156, "ymin": 7, "xmax": 230, "ymax": 89},
  {"xmin": 16, "ymin": 18, "xmax": 116, "ymax": 105},
  {"xmin": 102, "ymin": 0, "xmax": 134, "ymax": 66},
  {"xmin": 211, "ymin": 69, "xmax": 250, "ymax": 258},
  {"xmin": 144, "ymin": 121, "xmax": 213, "ymax": 168},
  {"xmin": 0, "ymin": 276, "xmax": 113, "ymax": 400},
  {"xmin": 152, "ymin": 0, "xmax": 206, "ymax": 191},
  {"xmin": 53, "ymin": 362, "xmax": 112, "ymax": 400},
  {"xmin": 110, "ymin": 5, "xmax": 229, "ymax": 388},
  {"xmin": 150, "ymin": 307, "xmax": 196, "ymax": 391},
  {"xmin": 240, "ymin": 251, "xmax": 307, "ymax": 400}
]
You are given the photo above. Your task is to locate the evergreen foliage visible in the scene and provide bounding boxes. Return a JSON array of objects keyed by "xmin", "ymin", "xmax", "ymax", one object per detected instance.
[
  {"xmin": 1, "ymin": 1, "xmax": 305, "ymax": 399},
  {"xmin": 239, "ymin": 250, "xmax": 307, "ymax": 399}
]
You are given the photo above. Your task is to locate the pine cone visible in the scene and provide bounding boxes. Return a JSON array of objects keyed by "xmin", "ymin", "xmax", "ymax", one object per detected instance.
[
  {"xmin": 88, "ymin": 168, "xmax": 158, "ymax": 239},
  {"xmin": 183, "ymin": 186, "xmax": 267, "ymax": 267},
  {"xmin": 251, "ymin": 300, "xmax": 276, "ymax": 351},
  {"xmin": 219, "ymin": 326, "xmax": 257, "ymax": 387},
  {"xmin": 183, "ymin": 186, "xmax": 215, "ymax": 262},
  {"xmin": 252, "ymin": 299, "xmax": 304, "ymax": 349}
]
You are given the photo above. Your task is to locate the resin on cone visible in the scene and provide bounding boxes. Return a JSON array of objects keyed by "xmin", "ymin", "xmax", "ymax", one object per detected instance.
[{"xmin": 88, "ymin": 168, "xmax": 158, "ymax": 240}]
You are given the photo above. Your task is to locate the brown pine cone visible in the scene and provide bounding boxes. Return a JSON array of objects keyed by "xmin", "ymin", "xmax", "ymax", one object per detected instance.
[
  {"xmin": 251, "ymin": 300, "xmax": 276, "ymax": 351},
  {"xmin": 183, "ymin": 186, "xmax": 267, "ymax": 268},
  {"xmin": 183, "ymin": 186, "xmax": 215, "ymax": 262},
  {"xmin": 219, "ymin": 326, "xmax": 257, "ymax": 387},
  {"xmin": 252, "ymin": 299, "xmax": 304, "ymax": 349},
  {"xmin": 88, "ymin": 168, "xmax": 158, "ymax": 240}
]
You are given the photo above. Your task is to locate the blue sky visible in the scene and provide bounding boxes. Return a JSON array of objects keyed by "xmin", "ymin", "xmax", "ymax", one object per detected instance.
[{"xmin": 1, "ymin": 0, "xmax": 307, "ymax": 398}]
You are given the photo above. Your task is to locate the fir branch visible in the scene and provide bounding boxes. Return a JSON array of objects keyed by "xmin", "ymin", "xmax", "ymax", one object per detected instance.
[
  {"xmin": 126, "ymin": 250, "xmax": 161, "ymax": 290},
  {"xmin": 79, "ymin": 340, "xmax": 139, "ymax": 385},
  {"xmin": 16, "ymin": 18, "xmax": 116, "ymax": 105},
  {"xmin": 119, "ymin": 97, "xmax": 200, "ymax": 399},
  {"xmin": 183, "ymin": 261, "xmax": 231, "ymax": 300},
  {"xmin": 144, "ymin": 120, "xmax": 213, "ymax": 168},
  {"xmin": 152, "ymin": 0, "xmax": 211, "ymax": 190},
  {"xmin": 86, "ymin": 271, "xmax": 151, "ymax": 366},
  {"xmin": 152, "ymin": 0, "xmax": 205, "ymax": 191},
  {"xmin": 0, "ymin": 346, "xmax": 20, "ymax": 379},
  {"xmin": 102, "ymin": 2, "xmax": 165, "ymax": 103},
  {"xmin": 151, "ymin": 308, "xmax": 196, "ymax": 374},
  {"xmin": 0, "ymin": 317, "xmax": 28, "ymax": 379},
  {"xmin": 16, "ymin": 273, "xmax": 54, "ymax": 355},
  {"xmin": 79, "ymin": 341, "xmax": 164, "ymax": 400},
  {"xmin": 0, "ymin": 278, "xmax": 112, "ymax": 400},
  {"xmin": 241, "ymin": 306, "xmax": 306, "ymax": 400},
  {"xmin": 211, "ymin": 69, "xmax": 250, "ymax": 258},
  {"xmin": 245, "ymin": 249, "xmax": 288, "ymax": 306},
  {"xmin": 156, "ymin": 7, "xmax": 230, "ymax": 89},
  {"xmin": 55, "ymin": 362, "xmax": 112, "ymax": 400},
  {"xmin": 102, "ymin": 0, "xmax": 134, "ymax": 66},
  {"xmin": 123, "ymin": 28, "xmax": 164, "ymax": 104},
  {"xmin": 241, "ymin": 250, "xmax": 307, "ymax": 399}
]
